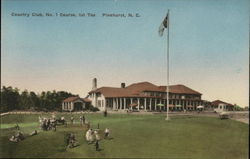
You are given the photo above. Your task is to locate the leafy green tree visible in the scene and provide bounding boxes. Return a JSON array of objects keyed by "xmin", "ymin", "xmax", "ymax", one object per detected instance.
[
  {"xmin": 19, "ymin": 90, "xmax": 32, "ymax": 110},
  {"xmin": 1, "ymin": 86, "xmax": 78, "ymax": 112},
  {"xmin": 0, "ymin": 86, "xmax": 20, "ymax": 112},
  {"xmin": 29, "ymin": 91, "xmax": 40, "ymax": 110}
]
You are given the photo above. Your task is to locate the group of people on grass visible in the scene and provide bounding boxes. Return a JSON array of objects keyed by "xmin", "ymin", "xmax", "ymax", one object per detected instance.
[
  {"xmin": 9, "ymin": 112, "xmax": 112, "ymax": 152},
  {"xmin": 9, "ymin": 126, "xmax": 38, "ymax": 143},
  {"xmin": 66, "ymin": 133, "xmax": 79, "ymax": 148},
  {"xmin": 9, "ymin": 114, "xmax": 58, "ymax": 143},
  {"xmin": 84, "ymin": 127, "xmax": 110, "ymax": 151},
  {"xmin": 39, "ymin": 116, "xmax": 57, "ymax": 131},
  {"xmin": 9, "ymin": 131, "xmax": 25, "ymax": 142},
  {"xmin": 67, "ymin": 115, "xmax": 111, "ymax": 151}
]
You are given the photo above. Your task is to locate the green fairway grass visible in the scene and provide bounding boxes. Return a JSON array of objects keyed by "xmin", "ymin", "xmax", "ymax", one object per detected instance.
[{"xmin": 0, "ymin": 113, "xmax": 248, "ymax": 158}]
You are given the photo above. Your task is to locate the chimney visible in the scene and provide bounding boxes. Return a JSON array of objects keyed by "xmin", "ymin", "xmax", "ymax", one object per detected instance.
[
  {"xmin": 92, "ymin": 78, "xmax": 97, "ymax": 90},
  {"xmin": 121, "ymin": 83, "xmax": 125, "ymax": 88}
]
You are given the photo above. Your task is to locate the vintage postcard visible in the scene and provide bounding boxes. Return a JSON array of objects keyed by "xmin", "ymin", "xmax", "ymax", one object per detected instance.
[{"xmin": 1, "ymin": 0, "xmax": 249, "ymax": 158}]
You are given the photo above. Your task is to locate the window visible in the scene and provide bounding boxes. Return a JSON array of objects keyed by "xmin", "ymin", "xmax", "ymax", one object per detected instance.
[{"xmin": 97, "ymin": 100, "xmax": 101, "ymax": 107}]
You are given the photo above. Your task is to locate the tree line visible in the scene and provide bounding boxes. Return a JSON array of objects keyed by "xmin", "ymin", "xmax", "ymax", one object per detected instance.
[{"xmin": 0, "ymin": 86, "xmax": 78, "ymax": 113}]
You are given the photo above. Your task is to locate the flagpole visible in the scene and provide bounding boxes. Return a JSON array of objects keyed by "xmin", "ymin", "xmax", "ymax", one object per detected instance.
[{"xmin": 165, "ymin": 9, "xmax": 170, "ymax": 120}]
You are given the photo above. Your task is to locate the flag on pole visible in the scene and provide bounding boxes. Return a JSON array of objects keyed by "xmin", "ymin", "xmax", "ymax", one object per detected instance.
[
  {"xmin": 158, "ymin": 12, "xmax": 169, "ymax": 36},
  {"xmin": 158, "ymin": 10, "xmax": 170, "ymax": 121}
]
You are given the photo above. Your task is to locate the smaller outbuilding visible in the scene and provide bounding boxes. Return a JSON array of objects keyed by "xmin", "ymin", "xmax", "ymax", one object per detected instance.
[
  {"xmin": 62, "ymin": 97, "xmax": 91, "ymax": 112},
  {"xmin": 211, "ymin": 100, "xmax": 234, "ymax": 112}
]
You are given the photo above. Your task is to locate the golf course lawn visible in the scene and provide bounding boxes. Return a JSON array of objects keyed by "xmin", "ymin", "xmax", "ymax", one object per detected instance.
[{"xmin": 0, "ymin": 113, "xmax": 249, "ymax": 158}]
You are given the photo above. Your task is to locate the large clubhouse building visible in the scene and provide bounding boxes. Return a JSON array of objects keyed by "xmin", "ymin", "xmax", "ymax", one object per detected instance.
[{"xmin": 87, "ymin": 78, "xmax": 203, "ymax": 111}]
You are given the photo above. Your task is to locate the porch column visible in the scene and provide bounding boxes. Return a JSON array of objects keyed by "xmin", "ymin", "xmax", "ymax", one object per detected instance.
[
  {"xmin": 113, "ymin": 98, "xmax": 115, "ymax": 110},
  {"xmin": 137, "ymin": 98, "xmax": 140, "ymax": 110},
  {"xmin": 124, "ymin": 98, "xmax": 126, "ymax": 110},
  {"xmin": 120, "ymin": 98, "xmax": 122, "ymax": 110},
  {"xmin": 182, "ymin": 100, "xmax": 184, "ymax": 110},
  {"xmin": 144, "ymin": 98, "xmax": 147, "ymax": 111},
  {"xmin": 130, "ymin": 98, "xmax": 133, "ymax": 110},
  {"xmin": 155, "ymin": 99, "xmax": 157, "ymax": 111},
  {"xmin": 160, "ymin": 100, "xmax": 162, "ymax": 110},
  {"xmin": 83, "ymin": 103, "xmax": 86, "ymax": 110},
  {"xmin": 163, "ymin": 100, "xmax": 166, "ymax": 111},
  {"xmin": 186, "ymin": 100, "xmax": 188, "ymax": 110},
  {"xmin": 115, "ymin": 98, "xmax": 119, "ymax": 110},
  {"xmin": 149, "ymin": 98, "xmax": 152, "ymax": 111},
  {"xmin": 71, "ymin": 102, "xmax": 73, "ymax": 111}
]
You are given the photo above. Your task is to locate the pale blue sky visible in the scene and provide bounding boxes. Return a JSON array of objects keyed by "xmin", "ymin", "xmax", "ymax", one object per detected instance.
[{"xmin": 2, "ymin": 0, "xmax": 249, "ymax": 106}]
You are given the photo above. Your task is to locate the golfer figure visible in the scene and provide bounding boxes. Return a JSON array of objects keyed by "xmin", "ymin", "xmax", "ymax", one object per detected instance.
[
  {"xmin": 104, "ymin": 128, "xmax": 110, "ymax": 139},
  {"xmin": 95, "ymin": 140, "xmax": 99, "ymax": 151},
  {"xmin": 104, "ymin": 109, "xmax": 107, "ymax": 117}
]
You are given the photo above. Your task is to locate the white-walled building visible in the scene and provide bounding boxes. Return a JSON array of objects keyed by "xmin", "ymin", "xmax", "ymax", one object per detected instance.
[
  {"xmin": 87, "ymin": 78, "xmax": 203, "ymax": 111},
  {"xmin": 62, "ymin": 96, "xmax": 91, "ymax": 112},
  {"xmin": 211, "ymin": 100, "xmax": 234, "ymax": 112}
]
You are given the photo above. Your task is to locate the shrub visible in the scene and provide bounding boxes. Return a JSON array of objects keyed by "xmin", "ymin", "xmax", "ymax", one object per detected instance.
[{"xmin": 88, "ymin": 105, "xmax": 99, "ymax": 112}]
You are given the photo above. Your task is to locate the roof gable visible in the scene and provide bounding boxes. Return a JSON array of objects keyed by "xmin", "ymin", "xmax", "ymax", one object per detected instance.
[
  {"xmin": 89, "ymin": 82, "xmax": 202, "ymax": 98},
  {"xmin": 211, "ymin": 100, "xmax": 233, "ymax": 106},
  {"xmin": 126, "ymin": 82, "xmax": 161, "ymax": 93},
  {"xmin": 168, "ymin": 85, "xmax": 202, "ymax": 95}
]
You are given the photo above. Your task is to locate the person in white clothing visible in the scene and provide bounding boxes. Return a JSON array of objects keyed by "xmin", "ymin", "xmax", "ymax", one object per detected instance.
[
  {"xmin": 85, "ymin": 129, "xmax": 91, "ymax": 142},
  {"xmin": 89, "ymin": 129, "xmax": 94, "ymax": 143},
  {"xmin": 104, "ymin": 128, "xmax": 110, "ymax": 139},
  {"xmin": 94, "ymin": 130, "xmax": 100, "ymax": 141}
]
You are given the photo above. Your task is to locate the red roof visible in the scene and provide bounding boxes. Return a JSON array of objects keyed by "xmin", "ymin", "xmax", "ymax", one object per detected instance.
[
  {"xmin": 82, "ymin": 98, "xmax": 91, "ymax": 102},
  {"xmin": 89, "ymin": 82, "xmax": 201, "ymax": 98},
  {"xmin": 63, "ymin": 97, "xmax": 91, "ymax": 103},
  {"xmin": 211, "ymin": 100, "xmax": 233, "ymax": 106},
  {"xmin": 170, "ymin": 85, "xmax": 201, "ymax": 95}
]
